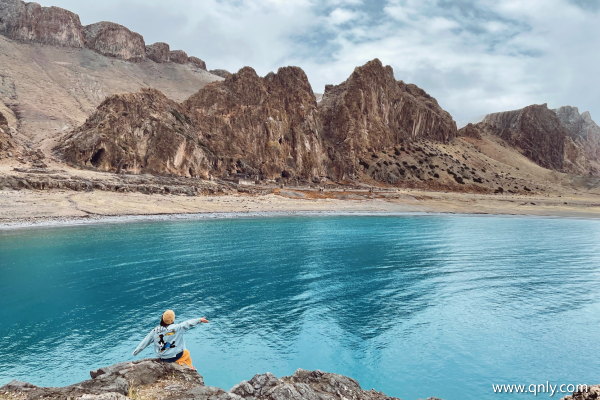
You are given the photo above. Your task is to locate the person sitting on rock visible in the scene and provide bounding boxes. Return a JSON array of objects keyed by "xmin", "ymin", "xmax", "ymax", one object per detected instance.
[{"xmin": 132, "ymin": 309, "xmax": 209, "ymax": 369}]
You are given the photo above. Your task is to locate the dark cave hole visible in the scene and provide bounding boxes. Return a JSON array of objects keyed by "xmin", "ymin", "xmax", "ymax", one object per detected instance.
[{"xmin": 90, "ymin": 148, "xmax": 106, "ymax": 167}]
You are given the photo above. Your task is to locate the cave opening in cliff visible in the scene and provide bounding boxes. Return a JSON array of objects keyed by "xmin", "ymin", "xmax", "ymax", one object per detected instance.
[{"xmin": 90, "ymin": 148, "xmax": 106, "ymax": 167}]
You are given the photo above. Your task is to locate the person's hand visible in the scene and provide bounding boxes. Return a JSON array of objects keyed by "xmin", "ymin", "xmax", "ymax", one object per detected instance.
[{"xmin": 200, "ymin": 317, "xmax": 209, "ymax": 323}]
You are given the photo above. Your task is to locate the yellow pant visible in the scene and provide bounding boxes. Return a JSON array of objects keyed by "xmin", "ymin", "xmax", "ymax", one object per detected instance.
[{"xmin": 175, "ymin": 349, "xmax": 193, "ymax": 368}]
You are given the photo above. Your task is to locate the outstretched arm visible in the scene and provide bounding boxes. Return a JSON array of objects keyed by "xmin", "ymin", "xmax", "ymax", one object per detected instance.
[
  {"xmin": 178, "ymin": 317, "xmax": 209, "ymax": 331},
  {"xmin": 132, "ymin": 331, "xmax": 154, "ymax": 356}
]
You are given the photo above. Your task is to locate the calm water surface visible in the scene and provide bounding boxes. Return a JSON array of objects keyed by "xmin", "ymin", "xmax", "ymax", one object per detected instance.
[{"xmin": 1, "ymin": 215, "xmax": 599, "ymax": 400}]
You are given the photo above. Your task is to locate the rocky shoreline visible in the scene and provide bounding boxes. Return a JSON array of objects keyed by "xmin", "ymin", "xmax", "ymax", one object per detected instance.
[{"xmin": 0, "ymin": 359, "xmax": 442, "ymax": 400}]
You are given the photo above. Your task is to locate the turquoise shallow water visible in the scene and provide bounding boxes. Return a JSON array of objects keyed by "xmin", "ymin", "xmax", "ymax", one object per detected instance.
[{"xmin": 1, "ymin": 215, "xmax": 600, "ymax": 400}]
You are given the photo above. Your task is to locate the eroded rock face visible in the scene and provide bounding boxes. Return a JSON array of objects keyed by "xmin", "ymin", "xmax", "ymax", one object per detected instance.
[
  {"xmin": 170, "ymin": 49, "xmax": 188, "ymax": 64},
  {"xmin": 146, "ymin": 42, "xmax": 170, "ymax": 63},
  {"xmin": 319, "ymin": 59, "xmax": 457, "ymax": 180},
  {"xmin": 189, "ymin": 56, "xmax": 207, "ymax": 70},
  {"xmin": 554, "ymin": 106, "xmax": 600, "ymax": 161},
  {"xmin": 56, "ymin": 60, "xmax": 458, "ymax": 183},
  {"xmin": 0, "ymin": 0, "xmax": 84, "ymax": 47},
  {"xmin": 482, "ymin": 104, "xmax": 567, "ymax": 171},
  {"xmin": 184, "ymin": 66, "xmax": 325, "ymax": 180},
  {"xmin": 55, "ymin": 88, "xmax": 214, "ymax": 178},
  {"xmin": 83, "ymin": 21, "xmax": 146, "ymax": 61}
]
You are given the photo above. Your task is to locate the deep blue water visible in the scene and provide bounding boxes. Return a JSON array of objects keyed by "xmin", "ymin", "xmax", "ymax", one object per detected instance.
[{"xmin": 1, "ymin": 215, "xmax": 599, "ymax": 400}]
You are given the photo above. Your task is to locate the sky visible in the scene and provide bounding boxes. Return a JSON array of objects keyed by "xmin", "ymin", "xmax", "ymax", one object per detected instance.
[{"xmin": 37, "ymin": 0, "xmax": 600, "ymax": 123}]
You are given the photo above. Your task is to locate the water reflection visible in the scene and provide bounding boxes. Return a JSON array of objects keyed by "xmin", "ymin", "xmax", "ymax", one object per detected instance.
[{"xmin": 1, "ymin": 215, "xmax": 599, "ymax": 400}]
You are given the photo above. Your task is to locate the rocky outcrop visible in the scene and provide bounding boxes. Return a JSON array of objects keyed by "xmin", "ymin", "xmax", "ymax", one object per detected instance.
[
  {"xmin": 55, "ymin": 88, "xmax": 214, "ymax": 178},
  {"xmin": 0, "ymin": 359, "xmax": 203, "ymax": 399},
  {"xmin": 145, "ymin": 41, "xmax": 170, "ymax": 63},
  {"xmin": 184, "ymin": 66, "xmax": 325, "ymax": 180},
  {"xmin": 210, "ymin": 69, "xmax": 233, "ymax": 79},
  {"xmin": 83, "ymin": 21, "xmax": 146, "ymax": 61},
  {"xmin": 0, "ymin": 0, "xmax": 84, "ymax": 47},
  {"xmin": 0, "ymin": 110, "xmax": 15, "ymax": 158},
  {"xmin": 229, "ymin": 369, "xmax": 406, "ymax": 400},
  {"xmin": 0, "ymin": 360, "xmax": 417, "ymax": 400},
  {"xmin": 554, "ymin": 106, "xmax": 600, "ymax": 161},
  {"xmin": 562, "ymin": 385, "xmax": 600, "ymax": 400},
  {"xmin": 457, "ymin": 123, "xmax": 482, "ymax": 139},
  {"xmin": 170, "ymin": 49, "xmax": 188, "ymax": 64},
  {"xmin": 318, "ymin": 59, "xmax": 456, "ymax": 180},
  {"xmin": 189, "ymin": 56, "xmax": 207, "ymax": 70},
  {"xmin": 482, "ymin": 104, "xmax": 567, "ymax": 171}
]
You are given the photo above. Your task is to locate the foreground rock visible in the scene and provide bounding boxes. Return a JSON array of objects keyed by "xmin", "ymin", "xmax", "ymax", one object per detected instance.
[
  {"xmin": 0, "ymin": 359, "xmax": 444, "ymax": 400},
  {"xmin": 562, "ymin": 385, "xmax": 600, "ymax": 400}
]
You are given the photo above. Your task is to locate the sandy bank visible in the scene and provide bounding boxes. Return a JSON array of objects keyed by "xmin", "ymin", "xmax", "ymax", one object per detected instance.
[{"xmin": 1, "ymin": 187, "xmax": 600, "ymax": 229}]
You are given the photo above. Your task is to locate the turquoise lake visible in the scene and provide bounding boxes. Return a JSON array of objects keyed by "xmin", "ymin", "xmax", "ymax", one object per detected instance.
[{"xmin": 1, "ymin": 214, "xmax": 599, "ymax": 400}]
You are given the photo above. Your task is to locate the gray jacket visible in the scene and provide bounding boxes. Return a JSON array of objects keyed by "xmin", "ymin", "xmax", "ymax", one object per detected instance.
[{"xmin": 133, "ymin": 318, "xmax": 204, "ymax": 359}]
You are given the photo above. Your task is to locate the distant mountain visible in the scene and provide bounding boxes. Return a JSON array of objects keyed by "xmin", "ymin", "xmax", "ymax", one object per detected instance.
[
  {"xmin": 458, "ymin": 104, "xmax": 600, "ymax": 176},
  {"xmin": 0, "ymin": 0, "xmax": 222, "ymax": 153}
]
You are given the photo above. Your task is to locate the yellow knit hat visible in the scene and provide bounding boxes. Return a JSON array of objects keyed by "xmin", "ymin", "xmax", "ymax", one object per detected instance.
[{"xmin": 162, "ymin": 309, "xmax": 175, "ymax": 324}]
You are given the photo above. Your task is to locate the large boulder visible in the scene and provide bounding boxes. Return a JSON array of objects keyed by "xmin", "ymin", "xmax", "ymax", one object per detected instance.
[
  {"xmin": 145, "ymin": 41, "xmax": 170, "ymax": 63},
  {"xmin": 0, "ymin": 0, "xmax": 84, "ymax": 47},
  {"xmin": 55, "ymin": 88, "xmax": 214, "ymax": 178},
  {"xmin": 318, "ymin": 58, "xmax": 457, "ymax": 180},
  {"xmin": 83, "ymin": 21, "xmax": 146, "ymax": 61}
]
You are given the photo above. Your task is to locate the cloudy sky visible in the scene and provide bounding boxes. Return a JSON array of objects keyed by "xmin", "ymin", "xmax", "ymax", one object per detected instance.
[{"xmin": 37, "ymin": 0, "xmax": 600, "ymax": 123}]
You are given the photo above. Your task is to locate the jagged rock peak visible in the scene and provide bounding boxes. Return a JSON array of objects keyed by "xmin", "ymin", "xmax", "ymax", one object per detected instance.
[
  {"xmin": 55, "ymin": 88, "xmax": 214, "ymax": 178},
  {"xmin": 183, "ymin": 65, "xmax": 324, "ymax": 180},
  {"xmin": 0, "ymin": 0, "xmax": 84, "ymax": 47},
  {"xmin": 83, "ymin": 21, "xmax": 146, "ymax": 61},
  {"xmin": 145, "ymin": 41, "xmax": 169, "ymax": 63},
  {"xmin": 319, "ymin": 58, "xmax": 457, "ymax": 179}
]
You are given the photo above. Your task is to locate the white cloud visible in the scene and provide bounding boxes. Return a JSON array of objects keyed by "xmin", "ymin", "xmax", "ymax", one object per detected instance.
[{"xmin": 327, "ymin": 8, "xmax": 362, "ymax": 25}]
